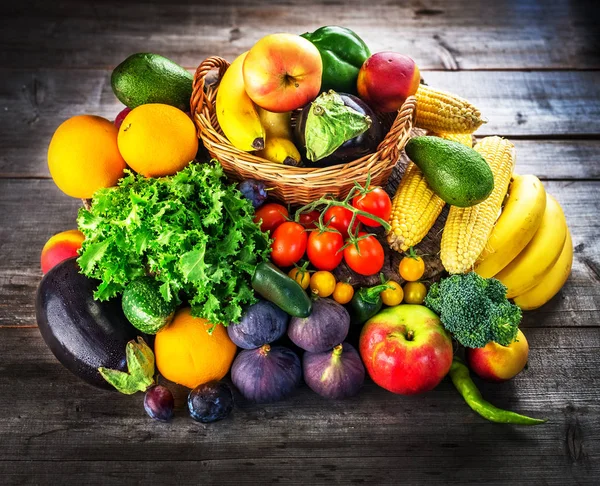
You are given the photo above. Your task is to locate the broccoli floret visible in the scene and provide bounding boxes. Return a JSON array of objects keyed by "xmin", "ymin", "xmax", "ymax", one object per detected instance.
[{"xmin": 424, "ymin": 272, "xmax": 522, "ymax": 348}]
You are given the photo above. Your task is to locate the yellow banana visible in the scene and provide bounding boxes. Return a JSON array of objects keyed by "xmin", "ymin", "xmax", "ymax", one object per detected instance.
[
  {"xmin": 513, "ymin": 228, "xmax": 573, "ymax": 310},
  {"xmin": 495, "ymin": 193, "xmax": 567, "ymax": 298},
  {"xmin": 257, "ymin": 108, "xmax": 293, "ymax": 140},
  {"xmin": 216, "ymin": 52, "xmax": 265, "ymax": 152},
  {"xmin": 475, "ymin": 174, "xmax": 547, "ymax": 278},
  {"xmin": 257, "ymin": 137, "xmax": 302, "ymax": 166}
]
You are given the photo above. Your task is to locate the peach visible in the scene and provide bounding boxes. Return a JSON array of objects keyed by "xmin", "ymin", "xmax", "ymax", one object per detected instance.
[
  {"xmin": 357, "ymin": 52, "xmax": 420, "ymax": 112},
  {"xmin": 465, "ymin": 329, "xmax": 529, "ymax": 382},
  {"xmin": 41, "ymin": 229, "xmax": 85, "ymax": 274},
  {"xmin": 242, "ymin": 33, "xmax": 322, "ymax": 113}
]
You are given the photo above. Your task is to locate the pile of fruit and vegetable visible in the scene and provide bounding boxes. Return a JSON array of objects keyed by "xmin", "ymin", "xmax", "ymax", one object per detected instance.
[{"xmin": 38, "ymin": 26, "xmax": 572, "ymax": 425}]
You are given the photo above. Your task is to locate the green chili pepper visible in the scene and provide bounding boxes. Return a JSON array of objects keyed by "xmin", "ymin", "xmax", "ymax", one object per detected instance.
[
  {"xmin": 301, "ymin": 26, "xmax": 371, "ymax": 95},
  {"xmin": 449, "ymin": 357, "xmax": 547, "ymax": 425},
  {"xmin": 350, "ymin": 283, "xmax": 390, "ymax": 325}
]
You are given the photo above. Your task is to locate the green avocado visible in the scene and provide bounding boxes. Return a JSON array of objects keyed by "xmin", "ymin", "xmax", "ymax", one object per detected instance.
[
  {"xmin": 405, "ymin": 136, "xmax": 494, "ymax": 207},
  {"xmin": 111, "ymin": 53, "xmax": 193, "ymax": 111}
]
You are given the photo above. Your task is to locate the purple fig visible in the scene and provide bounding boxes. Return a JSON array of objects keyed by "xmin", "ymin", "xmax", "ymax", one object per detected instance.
[
  {"xmin": 227, "ymin": 300, "xmax": 289, "ymax": 349},
  {"xmin": 287, "ymin": 298, "xmax": 350, "ymax": 352},
  {"xmin": 303, "ymin": 342, "xmax": 365, "ymax": 399},
  {"xmin": 231, "ymin": 344, "xmax": 301, "ymax": 403}
]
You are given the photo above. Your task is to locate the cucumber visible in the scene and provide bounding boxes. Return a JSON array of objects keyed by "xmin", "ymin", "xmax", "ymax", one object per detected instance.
[
  {"xmin": 111, "ymin": 53, "xmax": 193, "ymax": 111},
  {"xmin": 122, "ymin": 277, "xmax": 176, "ymax": 334},
  {"xmin": 252, "ymin": 262, "xmax": 312, "ymax": 318}
]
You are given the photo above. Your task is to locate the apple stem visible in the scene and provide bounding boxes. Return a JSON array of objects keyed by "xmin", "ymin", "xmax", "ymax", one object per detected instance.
[{"xmin": 406, "ymin": 330, "xmax": 414, "ymax": 341}]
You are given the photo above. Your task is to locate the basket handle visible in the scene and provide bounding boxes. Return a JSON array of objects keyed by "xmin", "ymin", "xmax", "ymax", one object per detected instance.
[
  {"xmin": 190, "ymin": 56, "xmax": 231, "ymax": 128},
  {"xmin": 376, "ymin": 95, "xmax": 417, "ymax": 158}
]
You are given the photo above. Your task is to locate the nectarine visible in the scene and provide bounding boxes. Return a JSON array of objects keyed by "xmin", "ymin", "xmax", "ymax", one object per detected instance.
[
  {"xmin": 357, "ymin": 52, "xmax": 420, "ymax": 112},
  {"xmin": 41, "ymin": 229, "xmax": 85, "ymax": 274}
]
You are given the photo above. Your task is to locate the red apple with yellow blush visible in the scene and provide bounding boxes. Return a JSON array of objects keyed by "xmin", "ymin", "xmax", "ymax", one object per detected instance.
[
  {"xmin": 357, "ymin": 52, "xmax": 420, "ymax": 112},
  {"xmin": 465, "ymin": 328, "xmax": 529, "ymax": 382},
  {"xmin": 242, "ymin": 33, "xmax": 322, "ymax": 113}
]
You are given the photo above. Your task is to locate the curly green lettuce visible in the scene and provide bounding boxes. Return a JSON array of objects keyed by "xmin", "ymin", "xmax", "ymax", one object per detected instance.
[{"xmin": 76, "ymin": 161, "xmax": 270, "ymax": 326}]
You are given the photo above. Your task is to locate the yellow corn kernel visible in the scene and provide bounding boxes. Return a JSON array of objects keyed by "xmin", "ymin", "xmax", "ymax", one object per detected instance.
[
  {"xmin": 387, "ymin": 162, "xmax": 446, "ymax": 252},
  {"xmin": 440, "ymin": 136, "xmax": 516, "ymax": 274},
  {"xmin": 430, "ymin": 131, "xmax": 473, "ymax": 148},
  {"xmin": 416, "ymin": 85, "xmax": 485, "ymax": 134}
]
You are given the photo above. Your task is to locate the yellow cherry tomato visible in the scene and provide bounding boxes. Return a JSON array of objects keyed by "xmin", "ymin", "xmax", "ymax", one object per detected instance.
[
  {"xmin": 399, "ymin": 255, "xmax": 425, "ymax": 282},
  {"xmin": 403, "ymin": 281, "xmax": 427, "ymax": 304},
  {"xmin": 381, "ymin": 281, "xmax": 404, "ymax": 306},
  {"xmin": 333, "ymin": 281, "xmax": 354, "ymax": 305},
  {"xmin": 288, "ymin": 266, "xmax": 310, "ymax": 290},
  {"xmin": 310, "ymin": 270, "xmax": 336, "ymax": 298}
]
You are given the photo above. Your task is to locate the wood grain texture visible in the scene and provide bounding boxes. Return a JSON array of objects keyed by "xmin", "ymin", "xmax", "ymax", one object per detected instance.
[
  {"xmin": 2, "ymin": 68, "xmax": 600, "ymax": 178},
  {"xmin": 1, "ymin": 0, "xmax": 599, "ymax": 70},
  {"xmin": 0, "ymin": 179, "xmax": 598, "ymax": 327},
  {"xmin": 0, "ymin": 326, "xmax": 598, "ymax": 484}
]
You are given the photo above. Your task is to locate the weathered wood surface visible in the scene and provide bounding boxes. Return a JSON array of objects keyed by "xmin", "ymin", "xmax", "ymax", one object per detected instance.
[
  {"xmin": 0, "ymin": 326, "xmax": 598, "ymax": 484},
  {"xmin": 1, "ymin": 0, "xmax": 600, "ymax": 484},
  {"xmin": 2, "ymin": 0, "xmax": 599, "ymax": 70}
]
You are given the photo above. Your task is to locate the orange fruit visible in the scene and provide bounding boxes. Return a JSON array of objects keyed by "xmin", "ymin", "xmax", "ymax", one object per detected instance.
[
  {"xmin": 154, "ymin": 307, "xmax": 237, "ymax": 389},
  {"xmin": 47, "ymin": 115, "xmax": 126, "ymax": 199},
  {"xmin": 117, "ymin": 103, "xmax": 198, "ymax": 177}
]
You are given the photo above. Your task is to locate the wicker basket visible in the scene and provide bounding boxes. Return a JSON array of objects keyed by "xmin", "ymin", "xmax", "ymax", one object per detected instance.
[{"xmin": 190, "ymin": 56, "xmax": 416, "ymax": 205}]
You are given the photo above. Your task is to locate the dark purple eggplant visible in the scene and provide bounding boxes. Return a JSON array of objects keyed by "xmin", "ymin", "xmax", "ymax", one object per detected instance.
[
  {"xmin": 35, "ymin": 256, "xmax": 143, "ymax": 390},
  {"xmin": 303, "ymin": 342, "xmax": 365, "ymax": 399},
  {"xmin": 287, "ymin": 297, "xmax": 350, "ymax": 353},
  {"xmin": 231, "ymin": 344, "xmax": 301, "ymax": 403},
  {"xmin": 294, "ymin": 92, "xmax": 384, "ymax": 167}
]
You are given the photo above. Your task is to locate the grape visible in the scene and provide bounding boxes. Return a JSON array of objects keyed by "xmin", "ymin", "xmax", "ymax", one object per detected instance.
[
  {"xmin": 188, "ymin": 381, "xmax": 234, "ymax": 423},
  {"xmin": 238, "ymin": 179, "xmax": 268, "ymax": 208},
  {"xmin": 144, "ymin": 385, "xmax": 174, "ymax": 422}
]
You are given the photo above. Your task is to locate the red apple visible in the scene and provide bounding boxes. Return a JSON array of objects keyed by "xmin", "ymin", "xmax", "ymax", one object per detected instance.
[
  {"xmin": 242, "ymin": 33, "xmax": 322, "ymax": 113},
  {"xmin": 465, "ymin": 329, "xmax": 529, "ymax": 382},
  {"xmin": 40, "ymin": 229, "xmax": 85, "ymax": 274},
  {"xmin": 357, "ymin": 52, "xmax": 420, "ymax": 112},
  {"xmin": 359, "ymin": 304, "xmax": 453, "ymax": 395}
]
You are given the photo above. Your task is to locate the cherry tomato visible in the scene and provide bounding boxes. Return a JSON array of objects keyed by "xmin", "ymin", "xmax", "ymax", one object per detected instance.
[
  {"xmin": 343, "ymin": 232, "xmax": 385, "ymax": 276},
  {"xmin": 381, "ymin": 281, "xmax": 404, "ymax": 306},
  {"xmin": 271, "ymin": 222, "xmax": 307, "ymax": 267},
  {"xmin": 310, "ymin": 271, "xmax": 336, "ymax": 298},
  {"xmin": 399, "ymin": 255, "xmax": 425, "ymax": 282},
  {"xmin": 352, "ymin": 186, "xmax": 392, "ymax": 227},
  {"xmin": 403, "ymin": 281, "xmax": 427, "ymax": 304},
  {"xmin": 307, "ymin": 230, "xmax": 344, "ymax": 271},
  {"xmin": 323, "ymin": 206, "xmax": 359, "ymax": 238},
  {"xmin": 253, "ymin": 203, "xmax": 289, "ymax": 234},
  {"xmin": 298, "ymin": 210, "xmax": 321, "ymax": 230},
  {"xmin": 333, "ymin": 281, "xmax": 354, "ymax": 305},
  {"xmin": 288, "ymin": 266, "xmax": 310, "ymax": 290}
]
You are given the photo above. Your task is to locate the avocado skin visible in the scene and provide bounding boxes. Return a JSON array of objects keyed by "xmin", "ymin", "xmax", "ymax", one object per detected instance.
[
  {"xmin": 405, "ymin": 136, "xmax": 494, "ymax": 207},
  {"xmin": 111, "ymin": 53, "xmax": 193, "ymax": 111}
]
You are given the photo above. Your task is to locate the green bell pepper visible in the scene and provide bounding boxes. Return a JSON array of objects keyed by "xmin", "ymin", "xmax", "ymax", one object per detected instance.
[{"xmin": 301, "ymin": 25, "xmax": 371, "ymax": 95}]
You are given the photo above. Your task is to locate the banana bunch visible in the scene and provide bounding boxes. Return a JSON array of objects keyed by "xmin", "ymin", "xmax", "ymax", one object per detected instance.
[
  {"xmin": 215, "ymin": 53, "xmax": 301, "ymax": 165},
  {"xmin": 474, "ymin": 174, "xmax": 573, "ymax": 310}
]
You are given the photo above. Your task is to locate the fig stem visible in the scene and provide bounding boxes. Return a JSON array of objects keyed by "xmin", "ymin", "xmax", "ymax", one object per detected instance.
[
  {"xmin": 259, "ymin": 344, "xmax": 271, "ymax": 356},
  {"xmin": 332, "ymin": 344, "xmax": 343, "ymax": 357}
]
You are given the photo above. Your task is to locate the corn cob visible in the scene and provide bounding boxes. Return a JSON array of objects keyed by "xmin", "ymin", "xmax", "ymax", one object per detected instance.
[
  {"xmin": 416, "ymin": 85, "xmax": 485, "ymax": 134},
  {"xmin": 440, "ymin": 136, "xmax": 516, "ymax": 274},
  {"xmin": 387, "ymin": 162, "xmax": 446, "ymax": 252},
  {"xmin": 430, "ymin": 131, "xmax": 474, "ymax": 148}
]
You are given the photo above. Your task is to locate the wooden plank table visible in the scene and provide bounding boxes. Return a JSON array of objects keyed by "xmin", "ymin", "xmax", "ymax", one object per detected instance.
[{"xmin": 1, "ymin": 0, "xmax": 599, "ymax": 483}]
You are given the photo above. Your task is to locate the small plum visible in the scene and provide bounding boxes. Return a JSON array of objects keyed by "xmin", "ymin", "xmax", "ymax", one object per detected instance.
[
  {"xmin": 144, "ymin": 385, "xmax": 174, "ymax": 422},
  {"xmin": 188, "ymin": 381, "xmax": 234, "ymax": 423}
]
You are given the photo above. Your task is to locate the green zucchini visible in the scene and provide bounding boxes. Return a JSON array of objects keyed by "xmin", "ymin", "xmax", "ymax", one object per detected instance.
[
  {"xmin": 252, "ymin": 262, "xmax": 312, "ymax": 318},
  {"xmin": 122, "ymin": 277, "xmax": 176, "ymax": 334}
]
